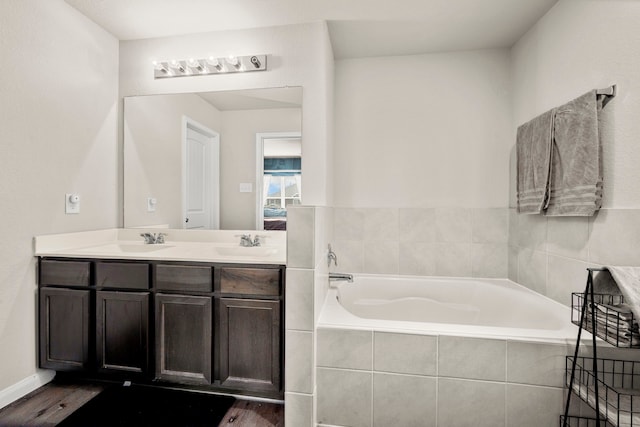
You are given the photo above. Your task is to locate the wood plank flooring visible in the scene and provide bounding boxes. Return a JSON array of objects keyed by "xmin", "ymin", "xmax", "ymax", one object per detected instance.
[{"xmin": 0, "ymin": 381, "xmax": 284, "ymax": 427}]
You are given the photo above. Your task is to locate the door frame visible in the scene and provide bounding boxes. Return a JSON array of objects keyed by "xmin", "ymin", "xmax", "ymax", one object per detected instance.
[
  {"xmin": 255, "ymin": 131, "xmax": 302, "ymax": 230},
  {"xmin": 181, "ymin": 116, "xmax": 220, "ymax": 229}
]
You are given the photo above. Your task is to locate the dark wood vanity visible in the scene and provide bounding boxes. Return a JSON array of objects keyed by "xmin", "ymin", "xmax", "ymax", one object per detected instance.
[{"xmin": 38, "ymin": 257, "xmax": 285, "ymax": 399}]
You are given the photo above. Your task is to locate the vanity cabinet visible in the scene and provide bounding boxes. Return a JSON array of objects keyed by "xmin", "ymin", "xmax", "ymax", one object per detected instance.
[
  {"xmin": 218, "ymin": 298, "xmax": 281, "ymax": 393},
  {"xmin": 39, "ymin": 287, "xmax": 90, "ymax": 371},
  {"xmin": 155, "ymin": 293, "xmax": 212, "ymax": 385},
  {"xmin": 96, "ymin": 291, "xmax": 149, "ymax": 375},
  {"xmin": 37, "ymin": 257, "xmax": 285, "ymax": 399},
  {"xmin": 217, "ymin": 266, "xmax": 282, "ymax": 393}
]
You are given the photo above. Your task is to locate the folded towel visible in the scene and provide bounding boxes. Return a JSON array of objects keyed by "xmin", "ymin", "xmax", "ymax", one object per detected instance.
[
  {"xmin": 595, "ymin": 268, "xmax": 640, "ymax": 325},
  {"xmin": 516, "ymin": 109, "xmax": 555, "ymax": 214},
  {"xmin": 545, "ymin": 90, "xmax": 603, "ymax": 216}
]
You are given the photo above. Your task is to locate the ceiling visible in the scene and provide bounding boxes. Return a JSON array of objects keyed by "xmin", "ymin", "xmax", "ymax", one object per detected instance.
[{"xmin": 65, "ymin": 0, "xmax": 558, "ymax": 59}]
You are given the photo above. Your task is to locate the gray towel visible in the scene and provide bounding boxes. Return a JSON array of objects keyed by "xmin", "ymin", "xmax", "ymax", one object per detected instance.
[
  {"xmin": 545, "ymin": 90, "xmax": 603, "ymax": 216},
  {"xmin": 516, "ymin": 109, "xmax": 555, "ymax": 214},
  {"xmin": 595, "ymin": 268, "xmax": 640, "ymax": 323}
]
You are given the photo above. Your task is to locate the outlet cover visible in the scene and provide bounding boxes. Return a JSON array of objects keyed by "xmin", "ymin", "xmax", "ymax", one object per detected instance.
[
  {"xmin": 239, "ymin": 183, "xmax": 253, "ymax": 193},
  {"xmin": 147, "ymin": 197, "xmax": 157, "ymax": 212},
  {"xmin": 65, "ymin": 193, "xmax": 80, "ymax": 214}
]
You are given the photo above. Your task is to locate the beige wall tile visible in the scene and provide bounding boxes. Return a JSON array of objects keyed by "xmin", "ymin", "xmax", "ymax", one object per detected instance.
[
  {"xmin": 364, "ymin": 241, "xmax": 399, "ymax": 274},
  {"xmin": 517, "ymin": 248, "xmax": 547, "ymax": 294},
  {"xmin": 547, "ymin": 216, "xmax": 589, "ymax": 260},
  {"xmin": 507, "ymin": 341, "xmax": 569, "ymax": 387},
  {"xmin": 285, "ymin": 392, "xmax": 313, "ymax": 427},
  {"xmin": 285, "ymin": 330, "xmax": 314, "ymax": 393},
  {"xmin": 506, "ymin": 384, "xmax": 563, "ymax": 427},
  {"xmin": 334, "ymin": 208, "xmax": 365, "ymax": 240},
  {"xmin": 472, "ymin": 243, "xmax": 508, "ymax": 278},
  {"xmin": 436, "ymin": 208, "xmax": 472, "ymax": 243},
  {"xmin": 285, "ymin": 268, "xmax": 314, "ymax": 331},
  {"xmin": 546, "ymin": 255, "xmax": 595, "ymax": 306},
  {"xmin": 439, "ymin": 336, "xmax": 506, "ymax": 381},
  {"xmin": 316, "ymin": 368, "xmax": 372, "ymax": 427},
  {"xmin": 373, "ymin": 373, "xmax": 436, "ymax": 427},
  {"xmin": 374, "ymin": 332, "xmax": 437, "ymax": 376},
  {"xmin": 472, "ymin": 208, "xmax": 509, "ymax": 243},
  {"xmin": 438, "ymin": 378, "xmax": 506, "ymax": 427},
  {"xmin": 435, "ymin": 243, "xmax": 472, "ymax": 276},
  {"xmin": 287, "ymin": 206, "xmax": 315, "ymax": 268},
  {"xmin": 317, "ymin": 328, "xmax": 373, "ymax": 370},
  {"xmin": 589, "ymin": 209, "xmax": 640, "ymax": 265},
  {"xmin": 399, "ymin": 242, "xmax": 436, "ymax": 276},
  {"xmin": 364, "ymin": 208, "xmax": 399, "ymax": 241},
  {"xmin": 399, "ymin": 208, "xmax": 436, "ymax": 242}
]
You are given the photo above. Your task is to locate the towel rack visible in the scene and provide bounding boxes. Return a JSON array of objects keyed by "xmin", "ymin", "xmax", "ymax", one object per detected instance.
[{"xmin": 596, "ymin": 84, "xmax": 616, "ymax": 107}]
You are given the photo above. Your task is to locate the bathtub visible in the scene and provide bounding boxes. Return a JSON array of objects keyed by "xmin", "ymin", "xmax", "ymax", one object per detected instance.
[
  {"xmin": 318, "ymin": 273, "xmax": 578, "ymax": 343},
  {"xmin": 316, "ymin": 274, "xmax": 579, "ymax": 426}
]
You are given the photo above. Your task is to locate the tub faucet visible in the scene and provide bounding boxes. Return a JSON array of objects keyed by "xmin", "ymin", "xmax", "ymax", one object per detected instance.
[
  {"xmin": 327, "ymin": 244, "xmax": 338, "ymax": 267},
  {"xmin": 329, "ymin": 272, "xmax": 353, "ymax": 283}
]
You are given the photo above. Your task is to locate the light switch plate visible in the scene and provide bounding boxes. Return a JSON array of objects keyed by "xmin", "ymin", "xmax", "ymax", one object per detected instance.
[
  {"xmin": 239, "ymin": 183, "xmax": 253, "ymax": 193},
  {"xmin": 65, "ymin": 193, "xmax": 80, "ymax": 214}
]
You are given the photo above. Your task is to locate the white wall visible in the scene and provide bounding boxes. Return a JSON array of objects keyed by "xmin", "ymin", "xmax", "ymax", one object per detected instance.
[
  {"xmin": 119, "ymin": 22, "xmax": 334, "ymax": 208},
  {"xmin": 124, "ymin": 94, "xmax": 222, "ymax": 228},
  {"xmin": 333, "ymin": 49, "xmax": 512, "ymax": 208},
  {"xmin": 220, "ymin": 108, "xmax": 301, "ymax": 229},
  {"xmin": 0, "ymin": 0, "xmax": 119, "ymax": 392},
  {"xmin": 509, "ymin": 0, "xmax": 640, "ymax": 303},
  {"xmin": 511, "ymin": 0, "xmax": 640, "ymax": 209}
]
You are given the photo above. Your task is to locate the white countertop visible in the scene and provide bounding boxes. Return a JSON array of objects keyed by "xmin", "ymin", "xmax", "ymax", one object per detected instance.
[{"xmin": 34, "ymin": 228, "xmax": 287, "ymax": 265}]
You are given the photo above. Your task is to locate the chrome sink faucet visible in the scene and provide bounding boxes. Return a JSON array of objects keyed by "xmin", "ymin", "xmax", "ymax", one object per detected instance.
[
  {"xmin": 239, "ymin": 234, "xmax": 254, "ymax": 247},
  {"xmin": 238, "ymin": 234, "xmax": 267, "ymax": 247},
  {"xmin": 140, "ymin": 232, "xmax": 167, "ymax": 244}
]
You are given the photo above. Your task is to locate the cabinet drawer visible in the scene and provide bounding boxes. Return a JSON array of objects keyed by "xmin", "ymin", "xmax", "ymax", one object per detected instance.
[
  {"xmin": 95, "ymin": 262, "xmax": 149, "ymax": 290},
  {"xmin": 155, "ymin": 264, "xmax": 213, "ymax": 293},
  {"xmin": 40, "ymin": 260, "xmax": 91, "ymax": 287},
  {"xmin": 220, "ymin": 267, "xmax": 280, "ymax": 296}
]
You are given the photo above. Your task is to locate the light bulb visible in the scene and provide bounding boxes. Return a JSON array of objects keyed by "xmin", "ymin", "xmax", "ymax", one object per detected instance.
[
  {"xmin": 206, "ymin": 56, "xmax": 223, "ymax": 71},
  {"xmin": 226, "ymin": 55, "xmax": 240, "ymax": 68}
]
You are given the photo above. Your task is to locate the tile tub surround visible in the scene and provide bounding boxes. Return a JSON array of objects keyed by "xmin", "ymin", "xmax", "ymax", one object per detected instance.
[
  {"xmin": 509, "ymin": 208, "xmax": 640, "ymax": 306},
  {"xmin": 284, "ymin": 206, "xmax": 333, "ymax": 427},
  {"xmin": 332, "ymin": 207, "xmax": 509, "ymax": 278},
  {"xmin": 316, "ymin": 328, "xmax": 569, "ymax": 427}
]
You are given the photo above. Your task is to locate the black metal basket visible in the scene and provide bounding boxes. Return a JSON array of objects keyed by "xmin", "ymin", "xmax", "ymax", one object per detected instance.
[
  {"xmin": 560, "ymin": 415, "xmax": 609, "ymax": 427},
  {"xmin": 566, "ymin": 356, "xmax": 640, "ymax": 426},
  {"xmin": 571, "ymin": 292, "xmax": 640, "ymax": 348}
]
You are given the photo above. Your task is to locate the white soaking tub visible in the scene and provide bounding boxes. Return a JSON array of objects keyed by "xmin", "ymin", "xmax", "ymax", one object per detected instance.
[
  {"xmin": 315, "ymin": 274, "xmax": 581, "ymax": 427},
  {"xmin": 318, "ymin": 274, "xmax": 578, "ymax": 343}
]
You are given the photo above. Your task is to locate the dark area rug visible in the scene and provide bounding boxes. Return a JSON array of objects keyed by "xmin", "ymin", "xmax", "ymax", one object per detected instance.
[{"xmin": 57, "ymin": 384, "xmax": 235, "ymax": 427}]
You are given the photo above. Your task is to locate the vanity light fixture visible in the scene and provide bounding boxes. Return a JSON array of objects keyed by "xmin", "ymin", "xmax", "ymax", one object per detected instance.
[
  {"xmin": 226, "ymin": 55, "xmax": 240, "ymax": 69},
  {"xmin": 153, "ymin": 54, "xmax": 267, "ymax": 79}
]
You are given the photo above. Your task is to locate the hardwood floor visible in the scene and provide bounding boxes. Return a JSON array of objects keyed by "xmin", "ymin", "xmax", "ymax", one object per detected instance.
[{"xmin": 0, "ymin": 381, "xmax": 284, "ymax": 427}]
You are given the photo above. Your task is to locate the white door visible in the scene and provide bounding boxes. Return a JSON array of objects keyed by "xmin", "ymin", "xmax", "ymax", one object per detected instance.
[{"xmin": 184, "ymin": 120, "xmax": 219, "ymax": 229}]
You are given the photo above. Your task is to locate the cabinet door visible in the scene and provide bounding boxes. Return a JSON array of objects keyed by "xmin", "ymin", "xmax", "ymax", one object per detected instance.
[
  {"xmin": 219, "ymin": 298, "xmax": 281, "ymax": 393},
  {"xmin": 39, "ymin": 287, "xmax": 90, "ymax": 371},
  {"xmin": 96, "ymin": 291, "xmax": 149, "ymax": 375},
  {"xmin": 155, "ymin": 293, "xmax": 212, "ymax": 385}
]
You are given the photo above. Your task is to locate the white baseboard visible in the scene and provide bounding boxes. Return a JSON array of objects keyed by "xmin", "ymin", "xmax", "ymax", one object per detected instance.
[{"xmin": 0, "ymin": 370, "xmax": 56, "ymax": 410}]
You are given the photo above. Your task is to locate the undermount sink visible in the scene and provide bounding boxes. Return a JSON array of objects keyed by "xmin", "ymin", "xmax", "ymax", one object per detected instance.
[
  {"xmin": 77, "ymin": 243, "xmax": 174, "ymax": 253},
  {"xmin": 214, "ymin": 246, "xmax": 278, "ymax": 257}
]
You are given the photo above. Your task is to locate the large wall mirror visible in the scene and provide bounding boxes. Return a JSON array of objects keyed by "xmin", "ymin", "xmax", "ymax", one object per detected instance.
[{"xmin": 123, "ymin": 87, "xmax": 302, "ymax": 231}]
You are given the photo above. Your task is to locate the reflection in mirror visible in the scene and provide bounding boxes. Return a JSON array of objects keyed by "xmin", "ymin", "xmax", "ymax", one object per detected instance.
[
  {"xmin": 258, "ymin": 135, "xmax": 302, "ymax": 231},
  {"xmin": 123, "ymin": 87, "xmax": 302, "ymax": 230}
]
